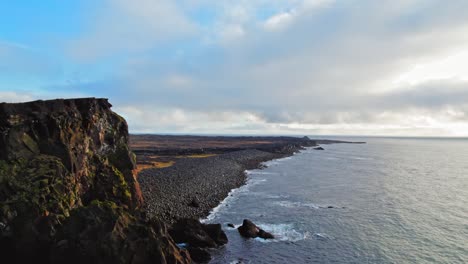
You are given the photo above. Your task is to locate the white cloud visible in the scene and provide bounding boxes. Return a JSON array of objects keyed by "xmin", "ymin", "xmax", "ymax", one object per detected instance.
[
  {"xmin": 263, "ymin": 0, "xmax": 334, "ymax": 31},
  {"xmin": 50, "ymin": 0, "xmax": 468, "ymax": 135},
  {"xmin": 302, "ymin": 0, "xmax": 334, "ymax": 9},
  {"xmin": 114, "ymin": 105, "xmax": 266, "ymax": 133},
  {"xmin": 392, "ymin": 49, "xmax": 468, "ymax": 86},
  {"xmin": 264, "ymin": 11, "xmax": 295, "ymax": 31},
  {"xmin": 0, "ymin": 91, "xmax": 34, "ymax": 103}
]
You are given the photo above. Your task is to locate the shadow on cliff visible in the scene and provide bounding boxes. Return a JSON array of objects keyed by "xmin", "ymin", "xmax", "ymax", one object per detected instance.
[{"xmin": 0, "ymin": 98, "xmax": 190, "ymax": 264}]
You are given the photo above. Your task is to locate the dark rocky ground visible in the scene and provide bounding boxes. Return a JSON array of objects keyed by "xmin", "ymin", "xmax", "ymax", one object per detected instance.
[{"xmin": 138, "ymin": 149, "xmax": 284, "ymax": 224}]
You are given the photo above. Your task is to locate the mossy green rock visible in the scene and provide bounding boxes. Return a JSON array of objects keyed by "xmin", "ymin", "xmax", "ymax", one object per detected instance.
[
  {"xmin": 51, "ymin": 201, "xmax": 190, "ymax": 264},
  {"xmin": 0, "ymin": 98, "xmax": 189, "ymax": 264}
]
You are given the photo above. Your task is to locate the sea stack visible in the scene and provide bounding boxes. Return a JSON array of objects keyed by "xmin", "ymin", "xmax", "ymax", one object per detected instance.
[{"xmin": 238, "ymin": 219, "xmax": 274, "ymax": 239}]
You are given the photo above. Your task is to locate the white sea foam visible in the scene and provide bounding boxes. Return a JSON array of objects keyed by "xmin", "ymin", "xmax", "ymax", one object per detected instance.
[
  {"xmin": 254, "ymin": 223, "xmax": 309, "ymax": 243},
  {"xmin": 229, "ymin": 260, "xmax": 247, "ymax": 264},
  {"xmin": 351, "ymin": 156, "xmax": 371, "ymax": 160},
  {"xmin": 258, "ymin": 154, "xmax": 295, "ymax": 167},
  {"xmin": 264, "ymin": 160, "xmax": 280, "ymax": 166},
  {"xmin": 266, "ymin": 194, "xmax": 290, "ymax": 199},
  {"xmin": 201, "ymin": 187, "xmax": 241, "ymax": 223},
  {"xmin": 313, "ymin": 233, "xmax": 334, "ymax": 240},
  {"xmin": 249, "ymin": 171, "xmax": 278, "ymax": 175},
  {"xmin": 274, "ymin": 200, "xmax": 320, "ymax": 209},
  {"xmin": 201, "ymin": 153, "xmax": 299, "ymax": 223},
  {"xmin": 201, "ymin": 175, "xmax": 267, "ymax": 223},
  {"xmin": 256, "ymin": 193, "xmax": 290, "ymax": 199}
]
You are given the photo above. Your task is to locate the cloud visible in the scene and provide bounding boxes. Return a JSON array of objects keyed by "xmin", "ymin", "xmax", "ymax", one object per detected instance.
[
  {"xmin": 263, "ymin": 0, "xmax": 333, "ymax": 31},
  {"xmin": 374, "ymin": 80, "xmax": 468, "ymax": 111},
  {"xmin": 114, "ymin": 105, "xmax": 265, "ymax": 134},
  {"xmin": 0, "ymin": 91, "xmax": 35, "ymax": 103},
  {"xmin": 104, "ymin": 1, "xmax": 468, "ymax": 135},
  {"xmin": 7, "ymin": 0, "xmax": 468, "ymax": 136},
  {"xmin": 264, "ymin": 11, "xmax": 295, "ymax": 31}
]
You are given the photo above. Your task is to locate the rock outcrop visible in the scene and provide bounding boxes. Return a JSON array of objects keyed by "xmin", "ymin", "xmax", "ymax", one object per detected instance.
[
  {"xmin": 170, "ymin": 218, "xmax": 228, "ymax": 263},
  {"xmin": 0, "ymin": 98, "xmax": 190, "ymax": 263},
  {"xmin": 238, "ymin": 219, "xmax": 274, "ymax": 240}
]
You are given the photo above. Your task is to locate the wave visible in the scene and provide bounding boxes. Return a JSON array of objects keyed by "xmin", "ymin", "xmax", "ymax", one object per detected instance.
[
  {"xmin": 350, "ymin": 156, "xmax": 371, "ymax": 160},
  {"xmin": 202, "ymin": 153, "xmax": 301, "ymax": 223},
  {"xmin": 264, "ymin": 160, "xmax": 280, "ymax": 166},
  {"xmin": 201, "ymin": 176, "xmax": 268, "ymax": 223},
  {"xmin": 249, "ymin": 192, "xmax": 290, "ymax": 199},
  {"xmin": 274, "ymin": 200, "xmax": 320, "ymax": 209},
  {"xmin": 202, "ymin": 152, "xmax": 302, "ymax": 223},
  {"xmin": 263, "ymin": 156, "xmax": 293, "ymax": 166},
  {"xmin": 313, "ymin": 232, "xmax": 334, "ymax": 240},
  {"xmin": 254, "ymin": 223, "xmax": 309, "ymax": 243},
  {"xmin": 247, "ymin": 171, "xmax": 278, "ymax": 175}
]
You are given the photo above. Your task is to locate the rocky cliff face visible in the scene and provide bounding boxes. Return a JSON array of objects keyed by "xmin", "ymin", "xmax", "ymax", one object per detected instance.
[{"xmin": 0, "ymin": 98, "xmax": 189, "ymax": 263}]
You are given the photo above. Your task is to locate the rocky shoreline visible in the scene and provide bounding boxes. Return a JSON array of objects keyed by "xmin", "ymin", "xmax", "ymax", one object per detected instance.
[
  {"xmin": 135, "ymin": 134, "xmax": 365, "ymax": 262},
  {"xmin": 138, "ymin": 147, "xmax": 312, "ymax": 262},
  {"xmin": 138, "ymin": 149, "xmax": 288, "ymax": 224}
]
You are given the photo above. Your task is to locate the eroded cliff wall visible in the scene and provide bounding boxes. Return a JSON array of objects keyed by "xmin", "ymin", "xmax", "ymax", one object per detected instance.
[{"xmin": 0, "ymin": 98, "xmax": 189, "ymax": 263}]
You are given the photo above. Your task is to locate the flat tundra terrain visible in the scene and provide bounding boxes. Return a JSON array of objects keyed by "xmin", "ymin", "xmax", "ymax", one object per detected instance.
[{"xmin": 130, "ymin": 134, "xmax": 319, "ymax": 171}]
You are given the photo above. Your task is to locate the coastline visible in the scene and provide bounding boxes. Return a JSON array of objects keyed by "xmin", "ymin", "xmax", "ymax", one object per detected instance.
[
  {"xmin": 200, "ymin": 152, "xmax": 301, "ymax": 224},
  {"xmin": 136, "ymin": 137, "xmax": 364, "ymax": 225},
  {"xmin": 138, "ymin": 149, "xmax": 294, "ymax": 224},
  {"xmin": 134, "ymin": 135, "xmax": 364, "ymax": 261}
]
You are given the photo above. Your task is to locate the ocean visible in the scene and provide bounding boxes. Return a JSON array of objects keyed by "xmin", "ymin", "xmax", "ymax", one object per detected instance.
[{"xmin": 202, "ymin": 137, "xmax": 468, "ymax": 263}]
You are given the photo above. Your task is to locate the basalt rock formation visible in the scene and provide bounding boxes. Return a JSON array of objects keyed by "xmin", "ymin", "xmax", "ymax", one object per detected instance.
[
  {"xmin": 238, "ymin": 219, "xmax": 274, "ymax": 240},
  {"xmin": 0, "ymin": 98, "xmax": 190, "ymax": 263},
  {"xmin": 170, "ymin": 219, "xmax": 228, "ymax": 263}
]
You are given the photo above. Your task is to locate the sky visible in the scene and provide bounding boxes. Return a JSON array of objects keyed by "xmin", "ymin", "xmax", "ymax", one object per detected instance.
[{"xmin": 1, "ymin": 0, "xmax": 468, "ymax": 136}]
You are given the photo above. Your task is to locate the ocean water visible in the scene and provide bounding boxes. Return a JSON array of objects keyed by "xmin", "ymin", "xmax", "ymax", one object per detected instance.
[{"xmin": 203, "ymin": 137, "xmax": 468, "ymax": 263}]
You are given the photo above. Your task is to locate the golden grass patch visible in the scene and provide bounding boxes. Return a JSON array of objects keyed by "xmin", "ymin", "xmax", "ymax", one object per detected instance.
[
  {"xmin": 181, "ymin": 154, "xmax": 217, "ymax": 158},
  {"xmin": 154, "ymin": 161, "xmax": 175, "ymax": 168},
  {"xmin": 135, "ymin": 161, "xmax": 175, "ymax": 173}
]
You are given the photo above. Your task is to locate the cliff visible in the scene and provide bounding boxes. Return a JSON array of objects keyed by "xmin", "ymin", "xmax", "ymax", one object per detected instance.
[{"xmin": 0, "ymin": 98, "xmax": 189, "ymax": 263}]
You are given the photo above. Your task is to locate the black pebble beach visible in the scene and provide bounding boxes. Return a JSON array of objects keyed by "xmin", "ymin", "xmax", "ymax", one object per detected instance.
[{"xmin": 138, "ymin": 149, "xmax": 284, "ymax": 223}]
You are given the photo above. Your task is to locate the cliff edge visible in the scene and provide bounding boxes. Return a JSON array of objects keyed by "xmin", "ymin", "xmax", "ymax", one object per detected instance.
[{"xmin": 0, "ymin": 98, "xmax": 189, "ymax": 263}]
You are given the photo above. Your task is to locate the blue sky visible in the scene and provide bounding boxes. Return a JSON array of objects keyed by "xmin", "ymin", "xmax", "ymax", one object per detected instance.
[{"xmin": 1, "ymin": 0, "xmax": 468, "ymax": 136}]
